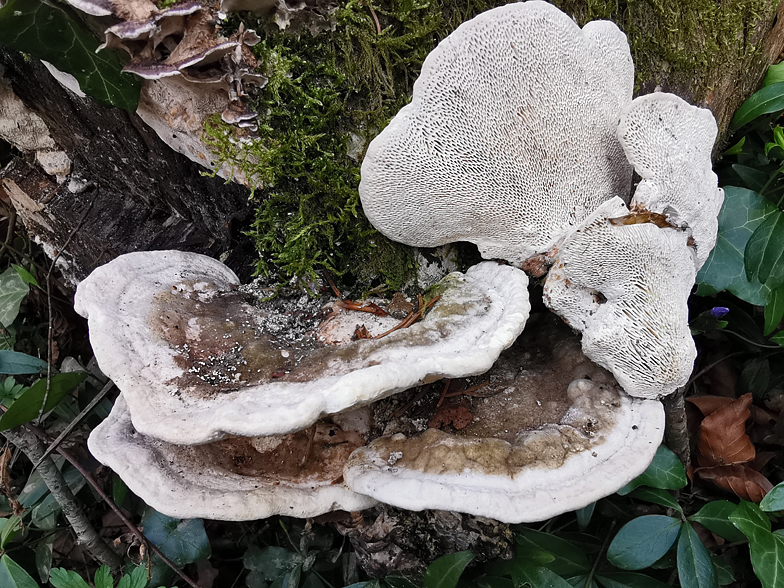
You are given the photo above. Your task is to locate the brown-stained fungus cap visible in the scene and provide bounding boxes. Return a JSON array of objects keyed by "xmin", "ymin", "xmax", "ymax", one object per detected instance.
[{"xmin": 74, "ymin": 251, "xmax": 531, "ymax": 445}]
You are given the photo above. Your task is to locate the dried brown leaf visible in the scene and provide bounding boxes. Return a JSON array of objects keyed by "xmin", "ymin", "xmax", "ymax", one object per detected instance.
[
  {"xmin": 0, "ymin": 447, "xmax": 23, "ymax": 517},
  {"xmin": 687, "ymin": 396, "xmax": 733, "ymax": 417},
  {"xmin": 696, "ymin": 464, "xmax": 774, "ymax": 503},
  {"xmin": 698, "ymin": 393, "xmax": 755, "ymax": 467},
  {"xmin": 428, "ymin": 404, "xmax": 473, "ymax": 430}
]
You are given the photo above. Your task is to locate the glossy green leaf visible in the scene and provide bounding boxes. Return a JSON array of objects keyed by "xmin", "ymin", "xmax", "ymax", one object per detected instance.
[
  {"xmin": 0, "ymin": 516, "xmax": 21, "ymax": 548},
  {"xmin": 771, "ymin": 331, "xmax": 784, "ymax": 346},
  {"xmin": 346, "ymin": 582, "xmax": 381, "ymax": 588},
  {"xmin": 617, "ymin": 445, "xmax": 687, "ymax": 494},
  {"xmin": 732, "ymin": 82, "xmax": 784, "ymax": 129},
  {"xmin": 244, "ymin": 545, "xmax": 302, "ymax": 587},
  {"xmin": 764, "ymin": 285, "xmax": 784, "ymax": 336},
  {"xmin": 566, "ymin": 574, "xmax": 597, "ymax": 588},
  {"xmin": 0, "ymin": 372, "xmax": 86, "ymax": 431},
  {"xmin": 384, "ymin": 577, "xmax": 419, "ymax": 588},
  {"xmin": 473, "ymin": 577, "xmax": 514, "ymax": 588},
  {"xmin": 0, "ymin": 268, "xmax": 29, "ymax": 328},
  {"xmin": 49, "ymin": 567, "xmax": 89, "ymax": 588},
  {"xmin": 607, "ymin": 516, "xmax": 681, "ymax": 570},
  {"xmin": 761, "ymin": 481, "xmax": 784, "ymax": 511},
  {"xmin": 709, "ymin": 554, "xmax": 735, "ymax": 586},
  {"xmin": 516, "ymin": 529, "xmax": 591, "ymax": 575},
  {"xmin": 627, "ymin": 487, "xmax": 682, "ymax": 512},
  {"xmin": 689, "ymin": 501, "xmax": 747, "ymax": 543},
  {"xmin": 575, "ymin": 502, "xmax": 595, "ymax": 531},
  {"xmin": 764, "ymin": 62, "xmax": 784, "ymax": 86},
  {"xmin": 689, "ymin": 310, "xmax": 728, "ymax": 335},
  {"xmin": 745, "ymin": 210, "xmax": 784, "ymax": 283},
  {"xmin": 730, "ymin": 164, "xmax": 769, "ymax": 192},
  {"xmin": 93, "ymin": 566, "xmax": 112, "ymax": 588},
  {"xmin": 0, "ymin": 555, "xmax": 41, "ymax": 588},
  {"xmin": 423, "ymin": 551, "xmax": 474, "ymax": 588},
  {"xmin": 724, "ymin": 137, "xmax": 745, "ymax": 156},
  {"xmin": 737, "ymin": 357, "xmax": 771, "ymax": 400},
  {"xmin": 141, "ymin": 508, "xmax": 211, "ymax": 567},
  {"xmin": 0, "ymin": 0, "xmax": 140, "ymax": 110},
  {"xmin": 511, "ymin": 564, "xmax": 573, "ymax": 588},
  {"xmin": 677, "ymin": 523, "xmax": 717, "ymax": 588},
  {"xmin": 112, "ymin": 473, "xmax": 129, "ymax": 508},
  {"xmin": 697, "ymin": 187, "xmax": 784, "ymax": 305},
  {"xmin": 596, "ymin": 572, "xmax": 670, "ymax": 588},
  {"xmin": 729, "ymin": 502, "xmax": 784, "ymax": 588},
  {"xmin": 11, "ymin": 265, "xmax": 39, "ymax": 289},
  {"xmin": 117, "ymin": 566, "xmax": 147, "ymax": 588},
  {"xmin": 0, "ymin": 351, "xmax": 47, "ymax": 375}
]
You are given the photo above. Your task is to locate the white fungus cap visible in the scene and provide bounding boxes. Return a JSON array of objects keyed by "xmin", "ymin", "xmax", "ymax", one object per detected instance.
[
  {"xmin": 618, "ymin": 93, "xmax": 724, "ymax": 270},
  {"xmin": 543, "ymin": 198, "xmax": 698, "ymax": 398},
  {"xmin": 344, "ymin": 338, "xmax": 665, "ymax": 523},
  {"xmin": 75, "ymin": 251, "xmax": 530, "ymax": 445},
  {"xmin": 359, "ymin": 1, "xmax": 634, "ymax": 266},
  {"xmin": 89, "ymin": 396, "xmax": 377, "ymax": 520}
]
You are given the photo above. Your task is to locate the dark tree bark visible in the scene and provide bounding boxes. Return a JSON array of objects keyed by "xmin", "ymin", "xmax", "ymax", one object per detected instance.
[{"xmin": 0, "ymin": 51, "xmax": 255, "ymax": 284}]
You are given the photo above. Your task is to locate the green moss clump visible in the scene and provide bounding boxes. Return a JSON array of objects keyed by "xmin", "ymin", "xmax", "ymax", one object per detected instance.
[{"xmin": 203, "ymin": 0, "xmax": 508, "ymax": 292}]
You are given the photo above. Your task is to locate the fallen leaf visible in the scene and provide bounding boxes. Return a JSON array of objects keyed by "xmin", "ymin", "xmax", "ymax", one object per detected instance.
[
  {"xmin": 0, "ymin": 447, "xmax": 23, "ymax": 517},
  {"xmin": 429, "ymin": 404, "xmax": 473, "ymax": 430},
  {"xmin": 687, "ymin": 396, "xmax": 733, "ymax": 416},
  {"xmin": 696, "ymin": 464, "xmax": 773, "ymax": 502},
  {"xmin": 698, "ymin": 393, "xmax": 755, "ymax": 467}
]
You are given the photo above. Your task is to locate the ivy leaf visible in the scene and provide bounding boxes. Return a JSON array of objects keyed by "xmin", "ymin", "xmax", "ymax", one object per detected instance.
[
  {"xmin": 729, "ymin": 501, "xmax": 784, "ymax": 588},
  {"xmin": 761, "ymin": 481, "xmax": 784, "ymax": 511},
  {"xmin": 745, "ymin": 210, "xmax": 784, "ymax": 284},
  {"xmin": 0, "ymin": 351, "xmax": 47, "ymax": 375},
  {"xmin": 607, "ymin": 516, "xmax": 681, "ymax": 570},
  {"xmin": 0, "ymin": 372, "xmax": 86, "ymax": 431},
  {"xmin": 510, "ymin": 564, "xmax": 573, "ymax": 588},
  {"xmin": 732, "ymin": 82, "xmax": 784, "ymax": 129},
  {"xmin": 696, "ymin": 187, "xmax": 784, "ymax": 306},
  {"xmin": 0, "ymin": 554, "xmax": 41, "ymax": 588},
  {"xmin": 688, "ymin": 501, "xmax": 748, "ymax": 543},
  {"xmin": 0, "ymin": 0, "xmax": 140, "ymax": 110},
  {"xmin": 596, "ymin": 572, "xmax": 670, "ymax": 588},
  {"xmin": 676, "ymin": 523, "xmax": 717, "ymax": 588},
  {"xmin": 0, "ymin": 268, "xmax": 29, "ymax": 328},
  {"xmin": 627, "ymin": 487, "xmax": 682, "ymax": 512},
  {"xmin": 141, "ymin": 508, "xmax": 211, "ymax": 567},
  {"xmin": 516, "ymin": 530, "xmax": 590, "ymax": 575},
  {"xmin": 422, "ymin": 551, "xmax": 474, "ymax": 588},
  {"xmin": 617, "ymin": 445, "xmax": 687, "ymax": 494}
]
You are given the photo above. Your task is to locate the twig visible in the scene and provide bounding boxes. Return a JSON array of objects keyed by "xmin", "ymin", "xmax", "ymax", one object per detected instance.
[
  {"xmin": 322, "ymin": 271, "xmax": 342, "ymax": 299},
  {"xmin": 1, "ymin": 426, "xmax": 122, "ymax": 570},
  {"xmin": 366, "ymin": 3, "xmax": 381, "ymax": 34},
  {"xmin": 372, "ymin": 295, "xmax": 440, "ymax": 339},
  {"xmin": 443, "ymin": 381, "xmax": 490, "ymax": 398},
  {"xmin": 33, "ymin": 380, "xmax": 115, "ymax": 472},
  {"xmin": 39, "ymin": 192, "xmax": 99, "ymax": 424},
  {"xmin": 436, "ymin": 379, "xmax": 451, "ymax": 408},
  {"xmin": 723, "ymin": 329, "xmax": 783, "ymax": 349},
  {"xmin": 391, "ymin": 387, "xmax": 430, "ymax": 419},
  {"xmin": 6, "ymin": 413, "xmax": 201, "ymax": 588}
]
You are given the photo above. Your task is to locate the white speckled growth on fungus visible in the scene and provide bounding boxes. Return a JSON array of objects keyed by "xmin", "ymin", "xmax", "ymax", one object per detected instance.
[
  {"xmin": 75, "ymin": 251, "xmax": 530, "ymax": 445},
  {"xmin": 543, "ymin": 198, "xmax": 698, "ymax": 398},
  {"xmin": 344, "ymin": 322, "xmax": 665, "ymax": 523},
  {"xmin": 618, "ymin": 93, "xmax": 724, "ymax": 269},
  {"xmin": 359, "ymin": 0, "xmax": 634, "ymax": 266},
  {"xmin": 88, "ymin": 396, "xmax": 376, "ymax": 520}
]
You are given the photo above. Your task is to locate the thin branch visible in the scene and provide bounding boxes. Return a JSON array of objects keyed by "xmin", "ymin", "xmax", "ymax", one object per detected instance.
[
  {"xmin": 723, "ymin": 329, "xmax": 783, "ymax": 350},
  {"xmin": 33, "ymin": 380, "xmax": 115, "ymax": 472},
  {"xmin": 662, "ymin": 386, "xmax": 691, "ymax": 471},
  {"xmin": 39, "ymin": 192, "xmax": 99, "ymax": 424},
  {"xmin": 12, "ymin": 415, "xmax": 201, "ymax": 588},
  {"xmin": 1, "ymin": 426, "xmax": 123, "ymax": 570}
]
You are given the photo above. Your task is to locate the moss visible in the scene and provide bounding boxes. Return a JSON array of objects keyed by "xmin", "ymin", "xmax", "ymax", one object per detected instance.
[{"xmin": 203, "ymin": 0, "xmax": 511, "ymax": 293}]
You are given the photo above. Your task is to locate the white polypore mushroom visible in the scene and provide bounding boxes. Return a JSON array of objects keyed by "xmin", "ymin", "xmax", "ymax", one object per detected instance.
[
  {"xmin": 88, "ymin": 396, "xmax": 377, "ymax": 520},
  {"xmin": 618, "ymin": 93, "xmax": 724, "ymax": 269},
  {"xmin": 343, "ymin": 319, "xmax": 665, "ymax": 523},
  {"xmin": 543, "ymin": 198, "xmax": 697, "ymax": 398},
  {"xmin": 75, "ymin": 251, "xmax": 530, "ymax": 445},
  {"xmin": 359, "ymin": 1, "xmax": 635, "ymax": 266}
]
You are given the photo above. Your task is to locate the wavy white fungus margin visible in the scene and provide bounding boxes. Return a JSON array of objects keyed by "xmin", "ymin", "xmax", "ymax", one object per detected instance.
[
  {"xmin": 75, "ymin": 251, "xmax": 530, "ymax": 445},
  {"xmin": 359, "ymin": 1, "xmax": 634, "ymax": 266},
  {"xmin": 618, "ymin": 93, "xmax": 724, "ymax": 270},
  {"xmin": 89, "ymin": 396, "xmax": 377, "ymax": 520},
  {"xmin": 543, "ymin": 198, "xmax": 697, "ymax": 398},
  {"xmin": 344, "ymin": 381, "xmax": 664, "ymax": 523}
]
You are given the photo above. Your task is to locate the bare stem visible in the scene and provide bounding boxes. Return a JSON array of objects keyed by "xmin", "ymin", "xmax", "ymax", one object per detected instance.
[{"xmin": 662, "ymin": 386, "xmax": 691, "ymax": 471}]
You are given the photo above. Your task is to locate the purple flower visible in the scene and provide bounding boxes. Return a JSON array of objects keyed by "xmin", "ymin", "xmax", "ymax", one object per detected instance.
[{"xmin": 710, "ymin": 306, "xmax": 730, "ymax": 318}]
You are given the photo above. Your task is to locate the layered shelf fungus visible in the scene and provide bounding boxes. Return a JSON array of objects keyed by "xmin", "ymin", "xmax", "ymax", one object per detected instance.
[
  {"xmin": 343, "ymin": 318, "xmax": 665, "ymax": 523},
  {"xmin": 358, "ymin": 0, "xmax": 724, "ymax": 400},
  {"xmin": 75, "ymin": 251, "xmax": 531, "ymax": 446},
  {"xmin": 88, "ymin": 396, "xmax": 377, "ymax": 520}
]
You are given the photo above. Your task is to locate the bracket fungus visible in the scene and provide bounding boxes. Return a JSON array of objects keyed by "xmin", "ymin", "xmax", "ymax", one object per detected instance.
[
  {"xmin": 358, "ymin": 1, "xmax": 723, "ymax": 399},
  {"xmin": 88, "ymin": 396, "xmax": 377, "ymax": 520},
  {"xmin": 359, "ymin": 1, "xmax": 635, "ymax": 266},
  {"xmin": 75, "ymin": 251, "xmax": 530, "ymax": 445},
  {"xmin": 343, "ymin": 318, "xmax": 665, "ymax": 522}
]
